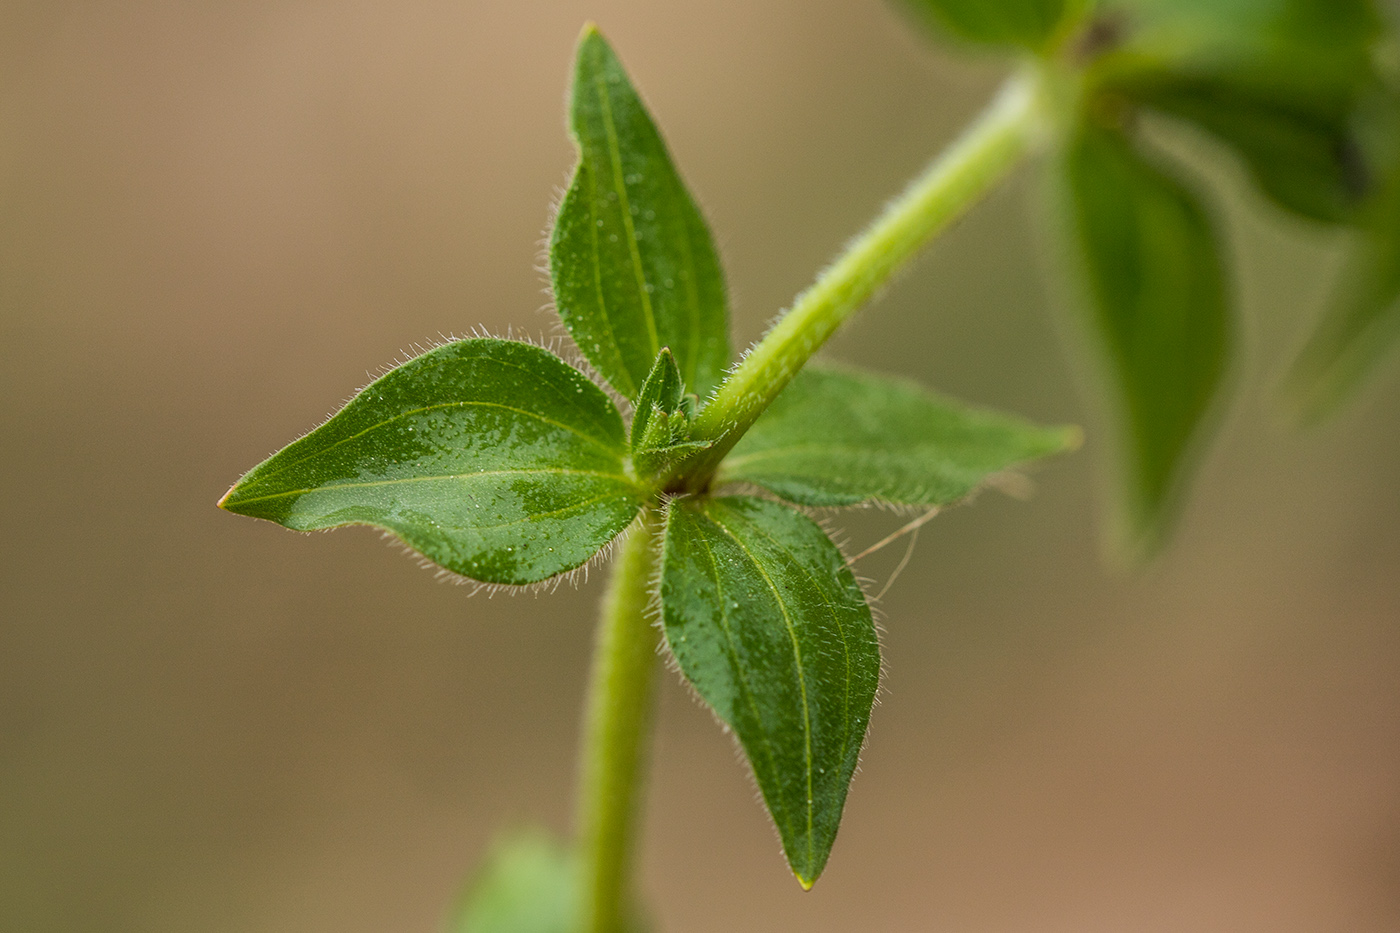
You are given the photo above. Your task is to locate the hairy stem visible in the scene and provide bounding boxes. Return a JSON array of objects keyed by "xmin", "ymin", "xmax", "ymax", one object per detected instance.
[
  {"xmin": 577, "ymin": 514, "xmax": 659, "ymax": 933},
  {"xmin": 680, "ymin": 69, "xmax": 1049, "ymax": 488}
]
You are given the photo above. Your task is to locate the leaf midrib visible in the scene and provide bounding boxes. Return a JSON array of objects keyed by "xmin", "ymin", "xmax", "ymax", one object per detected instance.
[
  {"xmin": 228, "ymin": 467, "xmax": 638, "ymax": 507},
  {"xmin": 735, "ymin": 510, "xmax": 859, "ymax": 791},
  {"xmin": 593, "ymin": 64, "xmax": 660, "ymax": 369},
  {"xmin": 706, "ymin": 502, "xmax": 817, "ymax": 872},
  {"xmin": 686, "ymin": 515, "xmax": 791, "ymax": 842}
]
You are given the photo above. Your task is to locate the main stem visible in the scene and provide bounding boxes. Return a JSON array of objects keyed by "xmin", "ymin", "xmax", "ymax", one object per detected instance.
[
  {"xmin": 680, "ymin": 68, "xmax": 1048, "ymax": 488},
  {"xmin": 577, "ymin": 514, "xmax": 659, "ymax": 933}
]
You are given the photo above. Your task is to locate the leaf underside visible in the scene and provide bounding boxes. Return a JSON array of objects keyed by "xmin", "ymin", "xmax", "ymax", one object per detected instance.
[
  {"xmin": 718, "ymin": 364, "xmax": 1078, "ymax": 508},
  {"xmin": 1063, "ymin": 123, "xmax": 1232, "ymax": 553},
  {"xmin": 220, "ymin": 339, "xmax": 643, "ymax": 586},
  {"xmin": 550, "ymin": 26, "xmax": 730, "ymax": 401},
  {"xmin": 661, "ymin": 496, "xmax": 879, "ymax": 888}
]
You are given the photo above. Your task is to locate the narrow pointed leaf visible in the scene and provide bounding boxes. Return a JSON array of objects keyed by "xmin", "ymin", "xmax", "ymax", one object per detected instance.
[
  {"xmin": 630, "ymin": 348, "xmax": 685, "ymax": 450},
  {"xmin": 220, "ymin": 339, "xmax": 644, "ymax": 585},
  {"xmin": 551, "ymin": 26, "xmax": 730, "ymax": 400},
  {"xmin": 896, "ymin": 0, "xmax": 1083, "ymax": 51},
  {"xmin": 1286, "ymin": 162, "xmax": 1400, "ymax": 420},
  {"xmin": 660, "ymin": 496, "xmax": 879, "ymax": 888},
  {"xmin": 1061, "ymin": 124, "xmax": 1232, "ymax": 553},
  {"xmin": 718, "ymin": 364, "xmax": 1078, "ymax": 508}
]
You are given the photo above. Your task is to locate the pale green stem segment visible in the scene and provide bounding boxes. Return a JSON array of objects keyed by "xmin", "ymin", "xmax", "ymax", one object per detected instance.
[
  {"xmin": 577, "ymin": 514, "xmax": 659, "ymax": 933},
  {"xmin": 680, "ymin": 70, "xmax": 1048, "ymax": 489}
]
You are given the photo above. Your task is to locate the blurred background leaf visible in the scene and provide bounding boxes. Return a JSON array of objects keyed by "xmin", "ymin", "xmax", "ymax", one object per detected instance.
[
  {"xmin": 1094, "ymin": 0, "xmax": 1383, "ymax": 223},
  {"xmin": 895, "ymin": 0, "xmax": 1085, "ymax": 51},
  {"xmin": 1059, "ymin": 121, "xmax": 1232, "ymax": 556}
]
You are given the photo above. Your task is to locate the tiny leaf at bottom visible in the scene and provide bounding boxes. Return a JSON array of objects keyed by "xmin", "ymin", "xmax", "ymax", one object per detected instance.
[
  {"xmin": 661, "ymin": 495, "xmax": 879, "ymax": 888},
  {"xmin": 452, "ymin": 831, "xmax": 576, "ymax": 933}
]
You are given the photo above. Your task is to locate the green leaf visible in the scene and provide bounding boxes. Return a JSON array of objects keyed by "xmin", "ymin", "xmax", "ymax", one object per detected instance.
[
  {"xmin": 1096, "ymin": 0, "xmax": 1383, "ymax": 223},
  {"xmin": 1107, "ymin": 0, "xmax": 1380, "ymax": 80},
  {"xmin": 660, "ymin": 496, "xmax": 879, "ymax": 889},
  {"xmin": 452, "ymin": 831, "xmax": 576, "ymax": 933},
  {"xmin": 717, "ymin": 364, "xmax": 1078, "ymax": 508},
  {"xmin": 1061, "ymin": 123, "xmax": 1232, "ymax": 553},
  {"xmin": 1285, "ymin": 161, "xmax": 1400, "ymax": 420},
  {"xmin": 550, "ymin": 25, "xmax": 730, "ymax": 400},
  {"xmin": 1110, "ymin": 72, "xmax": 1370, "ymax": 224},
  {"xmin": 896, "ymin": 0, "xmax": 1084, "ymax": 51},
  {"xmin": 219, "ymin": 339, "xmax": 645, "ymax": 586},
  {"xmin": 450, "ymin": 829, "xmax": 649, "ymax": 933}
]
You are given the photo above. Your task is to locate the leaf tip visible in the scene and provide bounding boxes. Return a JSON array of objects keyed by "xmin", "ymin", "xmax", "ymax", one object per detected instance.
[
  {"xmin": 794, "ymin": 871, "xmax": 816, "ymax": 892},
  {"xmin": 216, "ymin": 483, "xmax": 243, "ymax": 513},
  {"xmin": 577, "ymin": 20, "xmax": 606, "ymax": 50}
]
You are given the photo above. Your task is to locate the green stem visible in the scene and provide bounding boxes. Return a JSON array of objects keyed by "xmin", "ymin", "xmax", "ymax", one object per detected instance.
[
  {"xmin": 680, "ymin": 68, "xmax": 1049, "ymax": 489},
  {"xmin": 577, "ymin": 514, "xmax": 659, "ymax": 933}
]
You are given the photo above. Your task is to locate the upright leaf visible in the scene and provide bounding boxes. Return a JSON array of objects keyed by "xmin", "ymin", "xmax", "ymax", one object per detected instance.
[
  {"xmin": 719, "ymin": 364, "xmax": 1078, "ymax": 507},
  {"xmin": 660, "ymin": 496, "xmax": 879, "ymax": 888},
  {"xmin": 896, "ymin": 0, "xmax": 1083, "ymax": 51},
  {"xmin": 1285, "ymin": 161, "xmax": 1400, "ymax": 420},
  {"xmin": 219, "ymin": 339, "xmax": 644, "ymax": 585},
  {"xmin": 1061, "ymin": 123, "xmax": 1232, "ymax": 553},
  {"xmin": 551, "ymin": 26, "xmax": 730, "ymax": 400}
]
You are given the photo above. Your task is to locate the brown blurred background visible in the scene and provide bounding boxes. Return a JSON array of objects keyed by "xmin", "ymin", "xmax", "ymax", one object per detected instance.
[{"xmin": 3, "ymin": 2, "xmax": 1399, "ymax": 931}]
